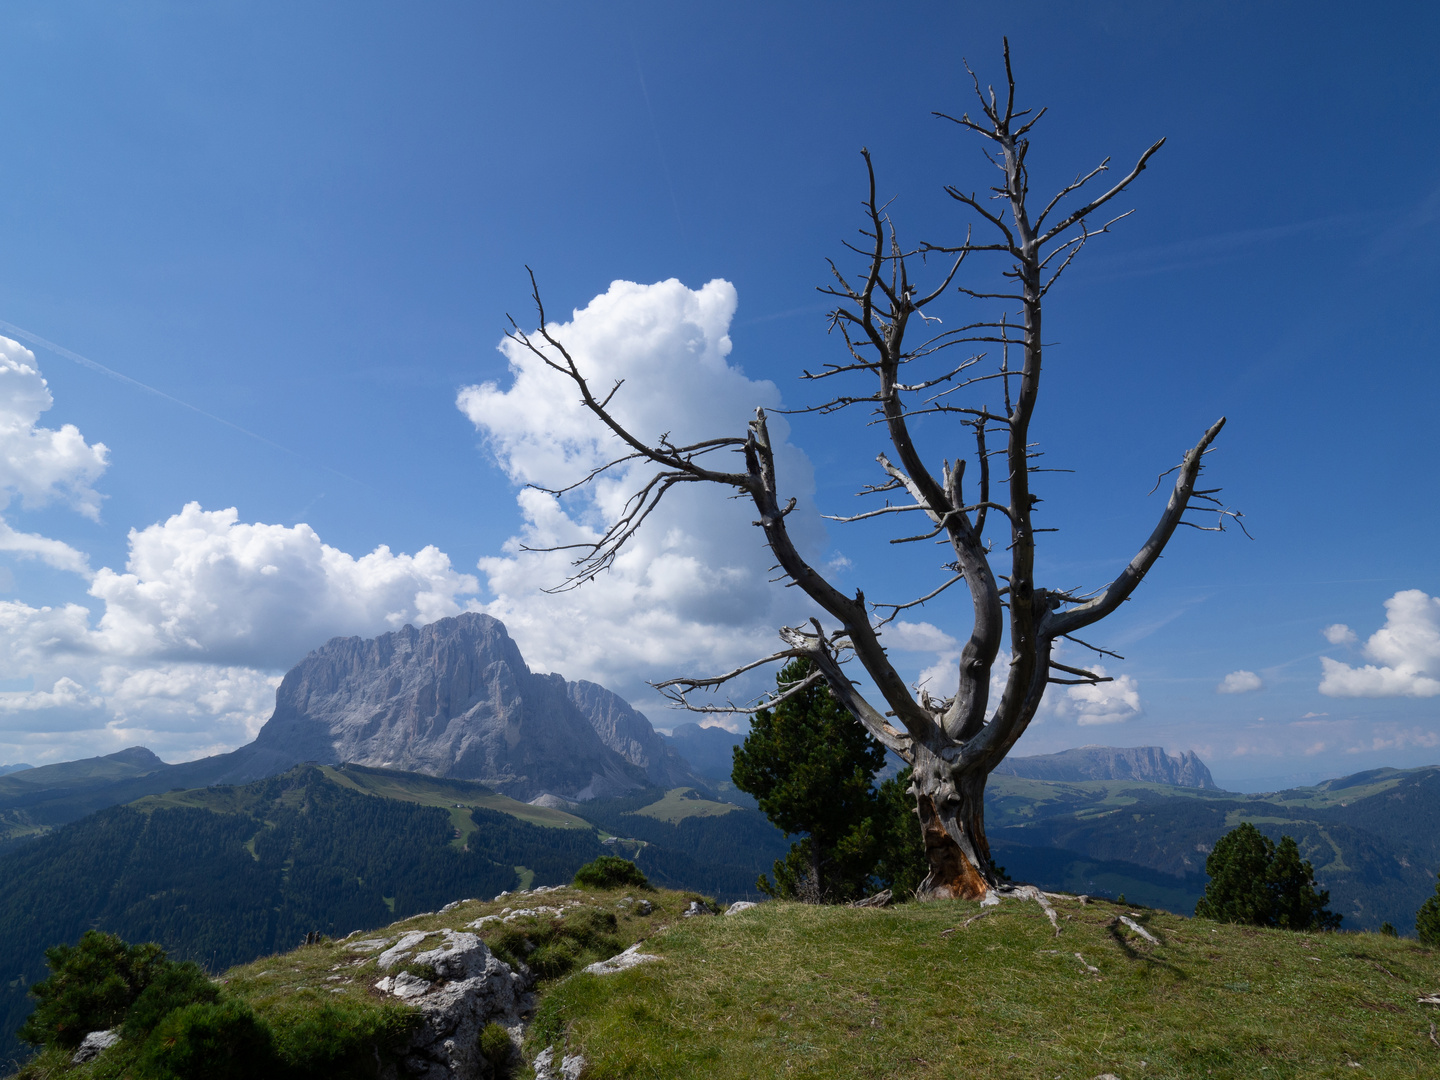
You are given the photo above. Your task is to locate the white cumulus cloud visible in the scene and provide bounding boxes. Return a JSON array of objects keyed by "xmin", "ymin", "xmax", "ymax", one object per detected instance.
[
  {"xmin": 87, "ymin": 503, "xmax": 481, "ymax": 668},
  {"xmin": 884, "ymin": 620, "xmax": 960, "ymax": 655},
  {"xmin": 0, "ymin": 336, "xmax": 108, "ymax": 520},
  {"xmin": 1051, "ymin": 665, "xmax": 1143, "ymax": 726},
  {"xmin": 1217, "ymin": 669, "xmax": 1263, "ymax": 694},
  {"xmin": 457, "ymin": 278, "xmax": 821, "ymax": 702},
  {"xmin": 1319, "ymin": 589, "xmax": 1440, "ymax": 698},
  {"xmin": 0, "ymin": 518, "xmax": 92, "ymax": 577},
  {"xmin": 1323, "ymin": 623, "xmax": 1357, "ymax": 645},
  {"xmin": 0, "ymin": 504, "xmax": 483, "ymax": 762}
]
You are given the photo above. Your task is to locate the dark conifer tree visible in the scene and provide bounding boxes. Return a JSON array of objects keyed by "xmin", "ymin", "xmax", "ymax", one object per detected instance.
[
  {"xmin": 731, "ymin": 658, "xmax": 886, "ymax": 901},
  {"xmin": 1417, "ymin": 872, "xmax": 1440, "ymax": 946},
  {"xmin": 1195, "ymin": 823, "xmax": 1340, "ymax": 931}
]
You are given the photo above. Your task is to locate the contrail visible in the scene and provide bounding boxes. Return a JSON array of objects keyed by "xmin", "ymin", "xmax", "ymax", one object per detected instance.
[{"xmin": 0, "ymin": 318, "xmax": 360, "ymax": 484}]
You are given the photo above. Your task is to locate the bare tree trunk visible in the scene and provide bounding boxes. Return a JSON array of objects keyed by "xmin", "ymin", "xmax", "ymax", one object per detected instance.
[
  {"xmin": 911, "ymin": 754, "xmax": 993, "ymax": 899},
  {"xmin": 505, "ymin": 40, "xmax": 1240, "ymax": 904},
  {"xmin": 807, "ymin": 840, "xmax": 824, "ymax": 904}
]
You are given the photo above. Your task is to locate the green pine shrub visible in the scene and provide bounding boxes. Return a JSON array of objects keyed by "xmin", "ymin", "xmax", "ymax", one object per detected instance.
[
  {"xmin": 121, "ymin": 961, "xmax": 221, "ymax": 1042},
  {"xmin": 573, "ymin": 855, "xmax": 650, "ymax": 890},
  {"xmin": 1194, "ymin": 823, "xmax": 1341, "ymax": 931},
  {"xmin": 18, "ymin": 930, "xmax": 169, "ymax": 1049},
  {"xmin": 732, "ymin": 658, "xmax": 888, "ymax": 903},
  {"xmin": 1417, "ymin": 871, "xmax": 1440, "ymax": 945},
  {"xmin": 134, "ymin": 999, "xmax": 276, "ymax": 1080}
]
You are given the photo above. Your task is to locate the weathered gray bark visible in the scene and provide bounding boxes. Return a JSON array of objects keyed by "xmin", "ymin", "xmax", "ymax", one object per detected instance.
[{"xmin": 507, "ymin": 41, "xmax": 1238, "ymax": 899}]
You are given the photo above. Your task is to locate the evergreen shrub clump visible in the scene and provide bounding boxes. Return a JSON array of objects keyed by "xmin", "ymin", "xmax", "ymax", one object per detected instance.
[
  {"xmin": 1417, "ymin": 871, "xmax": 1440, "ymax": 945},
  {"xmin": 1194, "ymin": 822, "xmax": 1341, "ymax": 931},
  {"xmin": 19, "ymin": 931, "xmax": 169, "ymax": 1049},
  {"xmin": 573, "ymin": 855, "xmax": 650, "ymax": 890},
  {"xmin": 15, "ymin": 930, "xmax": 415, "ymax": 1080},
  {"xmin": 133, "ymin": 999, "xmax": 275, "ymax": 1080}
]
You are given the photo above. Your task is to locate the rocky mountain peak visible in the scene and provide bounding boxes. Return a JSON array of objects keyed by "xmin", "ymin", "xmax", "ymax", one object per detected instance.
[
  {"xmin": 992, "ymin": 745, "xmax": 1218, "ymax": 789},
  {"xmin": 252, "ymin": 612, "xmax": 697, "ymax": 800}
]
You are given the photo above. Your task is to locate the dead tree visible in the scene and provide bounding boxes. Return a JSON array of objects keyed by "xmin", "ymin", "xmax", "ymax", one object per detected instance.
[{"xmin": 506, "ymin": 42, "xmax": 1239, "ymax": 900}]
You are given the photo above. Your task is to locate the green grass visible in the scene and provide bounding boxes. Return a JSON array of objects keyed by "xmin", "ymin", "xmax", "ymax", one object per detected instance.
[
  {"xmin": 528, "ymin": 895, "xmax": 1440, "ymax": 1079},
  {"xmin": 627, "ymin": 787, "xmax": 740, "ymax": 823}
]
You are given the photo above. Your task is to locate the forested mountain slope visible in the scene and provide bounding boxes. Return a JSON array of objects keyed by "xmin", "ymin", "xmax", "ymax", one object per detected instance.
[{"xmin": 986, "ymin": 765, "xmax": 1440, "ymax": 930}]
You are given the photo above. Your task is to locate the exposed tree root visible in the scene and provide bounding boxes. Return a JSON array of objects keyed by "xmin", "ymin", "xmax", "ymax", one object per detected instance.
[
  {"xmin": 982, "ymin": 884, "xmax": 1061, "ymax": 935},
  {"xmin": 1116, "ymin": 915, "xmax": 1159, "ymax": 944}
]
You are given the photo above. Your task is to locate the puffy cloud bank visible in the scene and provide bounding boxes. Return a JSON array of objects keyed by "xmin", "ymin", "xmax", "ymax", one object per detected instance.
[
  {"xmin": 0, "ymin": 337, "xmax": 104, "ymax": 575},
  {"xmin": 1319, "ymin": 590, "xmax": 1440, "ymax": 698},
  {"xmin": 88, "ymin": 503, "xmax": 479, "ymax": 669},
  {"xmin": 0, "ymin": 337, "xmax": 108, "ymax": 520},
  {"xmin": 457, "ymin": 278, "xmax": 821, "ymax": 705},
  {"xmin": 0, "ymin": 506, "xmax": 482, "ymax": 759}
]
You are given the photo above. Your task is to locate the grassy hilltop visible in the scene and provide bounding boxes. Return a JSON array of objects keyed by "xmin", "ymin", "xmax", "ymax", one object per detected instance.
[
  {"xmin": 12, "ymin": 883, "xmax": 1439, "ymax": 1080},
  {"xmin": 525, "ymin": 892, "xmax": 1440, "ymax": 1079}
]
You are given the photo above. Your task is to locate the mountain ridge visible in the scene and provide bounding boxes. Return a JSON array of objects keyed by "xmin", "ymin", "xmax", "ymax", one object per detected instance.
[{"xmin": 993, "ymin": 744, "xmax": 1217, "ymax": 788}]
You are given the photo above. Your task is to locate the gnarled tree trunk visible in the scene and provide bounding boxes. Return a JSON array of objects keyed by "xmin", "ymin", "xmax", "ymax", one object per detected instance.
[{"xmin": 505, "ymin": 41, "xmax": 1238, "ymax": 899}]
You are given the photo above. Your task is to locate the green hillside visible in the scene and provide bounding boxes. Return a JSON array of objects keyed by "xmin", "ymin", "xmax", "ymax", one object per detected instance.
[
  {"xmin": 985, "ymin": 766, "xmax": 1440, "ymax": 930},
  {"xmin": 0, "ymin": 769, "xmax": 792, "ymax": 1064},
  {"xmin": 13, "ymin": 884, "xmax": 1439, "ymax": 1080}
]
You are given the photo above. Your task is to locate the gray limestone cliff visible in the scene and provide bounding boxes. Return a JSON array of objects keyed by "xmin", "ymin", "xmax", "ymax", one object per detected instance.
[
  {"xmin": 250, "ymin": 612, "xmax": 699, "ymax": 801},
  {"xmin": 992, "ymin": 745, "xmax": 1218, "ymax": 789}
]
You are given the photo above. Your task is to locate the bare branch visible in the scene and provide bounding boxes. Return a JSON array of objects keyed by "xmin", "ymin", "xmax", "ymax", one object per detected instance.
[
  {"xmin": 1049, "ymin": 418, "xmax": 1227, "ymax": 637},
  {"xmin": 872, "ymin": 573, "xmax": 966, "ymax": 627},
  {"xmin": 1037, "ymin": 138, "xmax": 1166, "ymax": 247}
]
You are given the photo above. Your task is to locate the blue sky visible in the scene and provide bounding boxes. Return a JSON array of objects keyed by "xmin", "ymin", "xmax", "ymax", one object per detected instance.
[{"xmin": 1, "ymin": 1, "xmax": 1437, "ymax": 790}]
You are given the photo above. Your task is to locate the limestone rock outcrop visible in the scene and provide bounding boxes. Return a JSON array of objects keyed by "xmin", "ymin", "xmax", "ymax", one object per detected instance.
[{"xmin": 371, "ymin": 929, "xmax": 532, "ymax": 1080}]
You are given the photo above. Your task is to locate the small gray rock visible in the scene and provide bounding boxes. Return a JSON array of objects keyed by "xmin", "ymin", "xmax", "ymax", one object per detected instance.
[
  {"xmin": 584, "ymin": 942, "xmax": 661, "ymax": 975},
  {"xmin": 725, "ymin": 901, "xmax": 758, "ymax": 915},
  {"xmin": 388, "ymin": 971, "xmax": 434, "ymax": 999},
  {"xmin": 71, "ymin": 1030, "xmax": 120, "ymax": 1065},
  {"xmin": 534, "ymin": 1046, "xmax": 587, "ymax": 1080},
  {"xmin": 635, "ymin": 899, "xmax": 653, "ymax": 916}
]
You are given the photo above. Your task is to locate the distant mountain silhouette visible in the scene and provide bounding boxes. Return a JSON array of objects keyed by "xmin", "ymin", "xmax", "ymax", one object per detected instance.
[
  {"xmin": 661, "ymin": 722, "xmax": 745, "ymax": 781},
  {"xmin": 991, "ymin": 745, "xmax": 1217, "ymax": 788}
]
